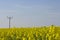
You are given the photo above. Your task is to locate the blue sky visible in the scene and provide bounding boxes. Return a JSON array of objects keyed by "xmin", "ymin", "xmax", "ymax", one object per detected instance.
[{"xmin": 0, "ymin": 0, "xmax": 60, "ymax": 28}]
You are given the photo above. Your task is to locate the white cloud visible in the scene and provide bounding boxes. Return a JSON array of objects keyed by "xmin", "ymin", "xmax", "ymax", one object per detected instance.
[
  {"xmin": 16, "ymin": 4, "xmax": 34, "ymax": 8},
  {"xmin": 0, "ymin": 10, "xmax": 16, "ymax": 14}
]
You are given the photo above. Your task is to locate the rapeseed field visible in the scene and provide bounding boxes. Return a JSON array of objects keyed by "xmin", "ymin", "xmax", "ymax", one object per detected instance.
[{"xmin": 0, "ymin": 25, "xmax": 60, "ymax": 40}]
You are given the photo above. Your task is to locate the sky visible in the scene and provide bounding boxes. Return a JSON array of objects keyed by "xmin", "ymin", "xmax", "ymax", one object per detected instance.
[{"xmin": 0, "ymin": 0, "xmax": 60, "ymax": 28}]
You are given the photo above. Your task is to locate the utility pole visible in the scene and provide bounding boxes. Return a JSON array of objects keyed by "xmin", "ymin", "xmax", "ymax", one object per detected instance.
[{"xmin": 7, "ymin": 16, "xmax": 13, "ymax": 28}]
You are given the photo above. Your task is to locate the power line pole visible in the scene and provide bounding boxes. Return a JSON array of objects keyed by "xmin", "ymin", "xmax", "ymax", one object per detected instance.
[{"xmin": 7, "ymin": 16, "xmax": 13, "ymax": 28}]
